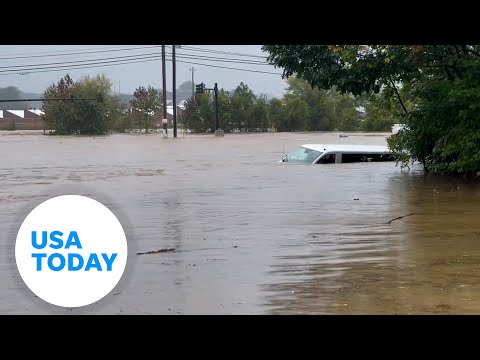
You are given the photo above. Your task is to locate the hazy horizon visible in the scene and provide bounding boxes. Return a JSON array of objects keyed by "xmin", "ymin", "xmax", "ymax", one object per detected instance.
[{"xmin": 0, "ymin": 45, "xmax": 288, "ymax": 98}]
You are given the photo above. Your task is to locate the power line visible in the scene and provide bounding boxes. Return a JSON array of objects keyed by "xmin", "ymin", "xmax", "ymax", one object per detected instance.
[
  {"xmin": 173, "ymin": 53, "xmax": 268, "ymax": 65},
  {"xmin": 0, "ymin": 56, "xmax": 163, "ymax": 75},
  {"xmin": 0, "ymin": 45, "xmax": 266, "ymax": 61},
  {"xmin": 0, "ymin": 51, "xmax": 270, "ymax": 73},
  {"xmin": 0, "ymin": 46, "xmax": 162, "ymax": 61},
  {"xmin": 173, "ymin": 59, "xmax": 282, "ymax": 75},
  {"xmin": 0, "ymin": 54, "xmax": 282, "ymax": 76},
  {"xmin": 0, "ymin": 52, "xmax": 163, "ymax": 70},
  {"xmin": 0, "ymin": 45, "xmax": 139, "ymax": 56},
  {"xmin": 178, "ymin": 46, "xmax": 267, "ymax": 59}
]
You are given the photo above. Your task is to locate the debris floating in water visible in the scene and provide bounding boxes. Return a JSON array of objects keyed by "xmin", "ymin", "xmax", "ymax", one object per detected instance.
[
  {"xmin": 137, "ymin": 248, "xmax": 176, "ymax": 255},
  {"xmin": 387, "ymin": 213, "xmax": 416, "ymax": 225}
]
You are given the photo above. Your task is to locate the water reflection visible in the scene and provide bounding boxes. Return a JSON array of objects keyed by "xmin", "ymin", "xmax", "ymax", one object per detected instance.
[{"xmin": 263, "ymin": 169, "xmax": 480, "ymax": 314}]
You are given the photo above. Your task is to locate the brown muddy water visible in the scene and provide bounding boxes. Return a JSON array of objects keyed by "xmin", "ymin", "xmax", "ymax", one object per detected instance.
[{"xmin": 1, "ymin": 130, "xmax": 480, "ymax": 315}]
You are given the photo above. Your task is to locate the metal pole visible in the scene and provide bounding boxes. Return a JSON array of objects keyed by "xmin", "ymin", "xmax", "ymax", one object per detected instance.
[
  {"xmin": 161, "ymin": 45, "xmax": 167, "ymax": 136},
  {"xmin": 190, "ymin": 67, "xmax": 195, "ymax": 98},
  {"xmin": 214, "ymin": 83, "xmax": 219, "ymax": 131},
  {"xmin": 172, "ymin": 45, "xmax": 177, "ymax": 138}
]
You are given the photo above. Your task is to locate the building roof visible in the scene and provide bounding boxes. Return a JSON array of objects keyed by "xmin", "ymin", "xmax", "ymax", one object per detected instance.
[
  {"xmin": 8, "ymin": 110, "xmax": 25, "ymax": 118},
  {"xmin": 29, "ymin": 109, "xmax": 44, "ymax": 116}
]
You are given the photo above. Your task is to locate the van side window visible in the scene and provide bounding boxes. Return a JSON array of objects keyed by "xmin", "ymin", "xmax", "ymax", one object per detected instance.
[
  {"xmin": 342, "ymin": 153, "xmax": 365, "ymax": 163},
  {"xmin": 316, "ymin": 153, "xmax": 335, "ymax": 164},
  {"xmin": 342, "ymin": 153, "xmax": 395, "ymax": 163}
]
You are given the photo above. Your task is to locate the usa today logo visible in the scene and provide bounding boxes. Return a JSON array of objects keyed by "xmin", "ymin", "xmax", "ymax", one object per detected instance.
[{"xmin": 15, "ymin": 195, "xmax": 128, "ymax": 308}]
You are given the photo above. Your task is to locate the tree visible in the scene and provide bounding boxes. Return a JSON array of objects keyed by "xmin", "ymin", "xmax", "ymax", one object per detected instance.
[
  {"xmin": 230, "ymin": 83, "xmax": 256, "ymax": 131},
  {"xmin": 359, "ymin": 91, "xmax": 400, "ymax": 132},
  {"xmin": 129, "ymin": 86, "xmax": 162, "ymax": 132},
  {"xmin": 249, "ymin": 94, "xmax": 269, "ymax": 132},
  {"xmin": 109, "ymin": 96, "xmax": 131, "ymax": 133},
  {"xmin": 72, "ymin": 74, "xmax": 112, "ymax": 134},
  {"xmin": 262, "ymin": 45, "xmax": 420, "ymax": 99},
  {"xmin": 180, "ymin": 93, "xmax": 212, "ymax": 133},
  {"xmin": 42, "ymin": 74, "xmax": 111, "ymax": 135},
  {"xmin": 42, "ymin": 75, "xmax": 76, "ymax": 134},
  {"xmin": 283, "ymin": 97, "xmax": 309, "ymax": 131},
  {"xmin": 217, "ymin": 89, "xmax": 232, "ymax": 132},
  {"xmin": 284, "ymin": 76, "xmax": 360, "ymax": 131},
  {"xmin": 333, "ymin": 94, "xmax": 360, "ymax": 131},
  {"xmin": 268, "ymin": 98, "xmax": 285, "ymax": 131}
]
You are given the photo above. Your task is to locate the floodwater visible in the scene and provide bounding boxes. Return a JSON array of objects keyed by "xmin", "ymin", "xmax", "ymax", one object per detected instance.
[{"xmin": 1, "ymin": 130, "xmax": 480, "ymax": 315}]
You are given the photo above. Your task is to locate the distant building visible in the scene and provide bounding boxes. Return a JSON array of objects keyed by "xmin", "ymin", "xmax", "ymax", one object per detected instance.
[
  {"xmin": 0, "ymin": 110, "xmax": 45, "ymax": 130},
  {"xmin": 0, "ymin": 106, "xmax": 185, "ymax": 131}
]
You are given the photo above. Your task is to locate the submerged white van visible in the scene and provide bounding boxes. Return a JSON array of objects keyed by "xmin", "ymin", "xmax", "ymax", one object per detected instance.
[{"xmin": 281, "ymin": 144, "xmax": 395, "ymax": 164}]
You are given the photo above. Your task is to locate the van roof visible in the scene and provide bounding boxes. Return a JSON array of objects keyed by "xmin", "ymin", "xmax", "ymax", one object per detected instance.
[{"xmin": 302, "ymin": 144, "xmax": 391, "ymax": 154}]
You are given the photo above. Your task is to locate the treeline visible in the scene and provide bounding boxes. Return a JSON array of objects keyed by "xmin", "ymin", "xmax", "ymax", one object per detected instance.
[
  {"xmin": 39, "ymin": 73, "xmax": 398, "ymax": 135},
  {"xmin": 42, "ymin": 74, "xmax": 163, "ymax": 135},
  {"xmin": 181, "ymin": 77, "xmax": 398, "ymax": 133}
]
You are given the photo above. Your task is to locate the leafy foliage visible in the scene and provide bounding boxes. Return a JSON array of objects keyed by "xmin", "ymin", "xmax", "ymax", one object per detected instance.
[
  {"xmin": 180, "ymin": 77, "xmax": 366, "ymax": 133},
  {"xmin": 42, "ymin": 74, "xmax": 112, "ymax": 135},
  {"xmin": 262, "ymin": 44, "xmax": 480, "ymax": 177},
  {"xmin": 129, "ymin": 86, "xmax": 162, "ymax": 132}
]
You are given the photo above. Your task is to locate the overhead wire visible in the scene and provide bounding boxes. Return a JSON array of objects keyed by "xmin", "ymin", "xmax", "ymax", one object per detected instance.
[
  {"xmin": 0, "ymin": 53, "xmax": 269, "ymax": 73},
  {"xmin": 0, "ymin": 55, "xmax": 282, "ymax": 76},
  {"xmin": 177, "ymin": 46, "xmax": 267, "ymax": 59},
  {"xmin": 0, "ymin": 45, "xmax": 162, "ymax": 60},
  {"xmin": 0, "ymin": 50, "xmax": 269, "ymax": 70},
  {"xmin": 0, "ymin": 46, "xmax": 281, "ymax": 77}
]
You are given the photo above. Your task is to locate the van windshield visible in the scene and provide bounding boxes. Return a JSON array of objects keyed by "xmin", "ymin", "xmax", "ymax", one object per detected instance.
[{"xmin": 284, "ymin": 147, "xmax": 323, "ymax": 163}]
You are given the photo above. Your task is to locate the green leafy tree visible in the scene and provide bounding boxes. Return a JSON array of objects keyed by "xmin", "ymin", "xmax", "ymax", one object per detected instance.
[
  {"xmin": 333, "ymin": 94, "xmax": 360, "ymax": 131},
  {"xmin": 230, "ymin": 82, "xmax": 256, "ymax": 131},
  {"xmin": 249, "ymin": 94, "xmax": 269, "ymax": 131},
  {"xmin": 109, "ymin": 96, "xmax": 131, "ymax": 132},
  {"xmin": 283, "ymin": 97, "xmax": 309, "ymax": 131},
  {"xmin": 42, "ymin": 74, "xmax": 111, "ymax": 135},
  {"xmin": 42, "ymin": 74, "xmax": 76, "ymax": 134},
  {"xmin": 217, "ymin": 89, "xmax": 232, "ymax": 132},
  {"xmin": 284, "ymin": 77, "xmax": 360, "ymax": 131},
  {"xmin": 129, "ymin": 86, "xmax": 162, "ymax": 132},
  {"xmin": 180, "ymin": 93, "xmax": 213, "ymax": 133},
  {"xmin": 267, "ymin": 98, "xmax": 284, "ymax": 131},
  {"xmin": 72, "ymin": 74, "xmax": 112, "ymax": 134},
  {"xmin": 360, "ymin": 92, "xmax": 399, "ymax": 132}
]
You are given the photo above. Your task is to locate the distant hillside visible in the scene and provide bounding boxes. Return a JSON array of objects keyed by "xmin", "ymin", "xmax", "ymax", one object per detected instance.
[{"xmin": 0, "ymin": 87, "xmax": 39, "ymax": 110}]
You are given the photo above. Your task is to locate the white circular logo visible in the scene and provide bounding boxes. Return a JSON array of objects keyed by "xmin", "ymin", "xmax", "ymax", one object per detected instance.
[{"xmin": 15, "ymin": 195, "xmax": 128, "ymax": 308}]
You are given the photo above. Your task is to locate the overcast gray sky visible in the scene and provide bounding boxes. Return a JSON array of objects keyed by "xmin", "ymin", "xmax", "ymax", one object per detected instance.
[{"xmin": 0, "ymin": 45, "xmax": 288, "ymax": 98}]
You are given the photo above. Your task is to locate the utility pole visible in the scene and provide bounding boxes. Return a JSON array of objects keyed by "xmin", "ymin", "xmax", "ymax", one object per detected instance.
[
  {"xmin": 172, "ymin": 45, "xmax": 177, "ymax": 138},
  {"xmin": 161, "ymin": 45, "xmax": 168, "ymax": 136},
  {"xmin": 190, "ymin": 67, "xmax": 195, "ymax": 98},
  {"xmin": 214, "ymin": 82, "xmax": 219, "ymax": 131}
]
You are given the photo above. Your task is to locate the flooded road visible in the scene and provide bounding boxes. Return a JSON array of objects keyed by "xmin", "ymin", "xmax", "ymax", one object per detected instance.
[{"xmin": 1, "ymin": 130, "xmax": 480, "ymax": 314}]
